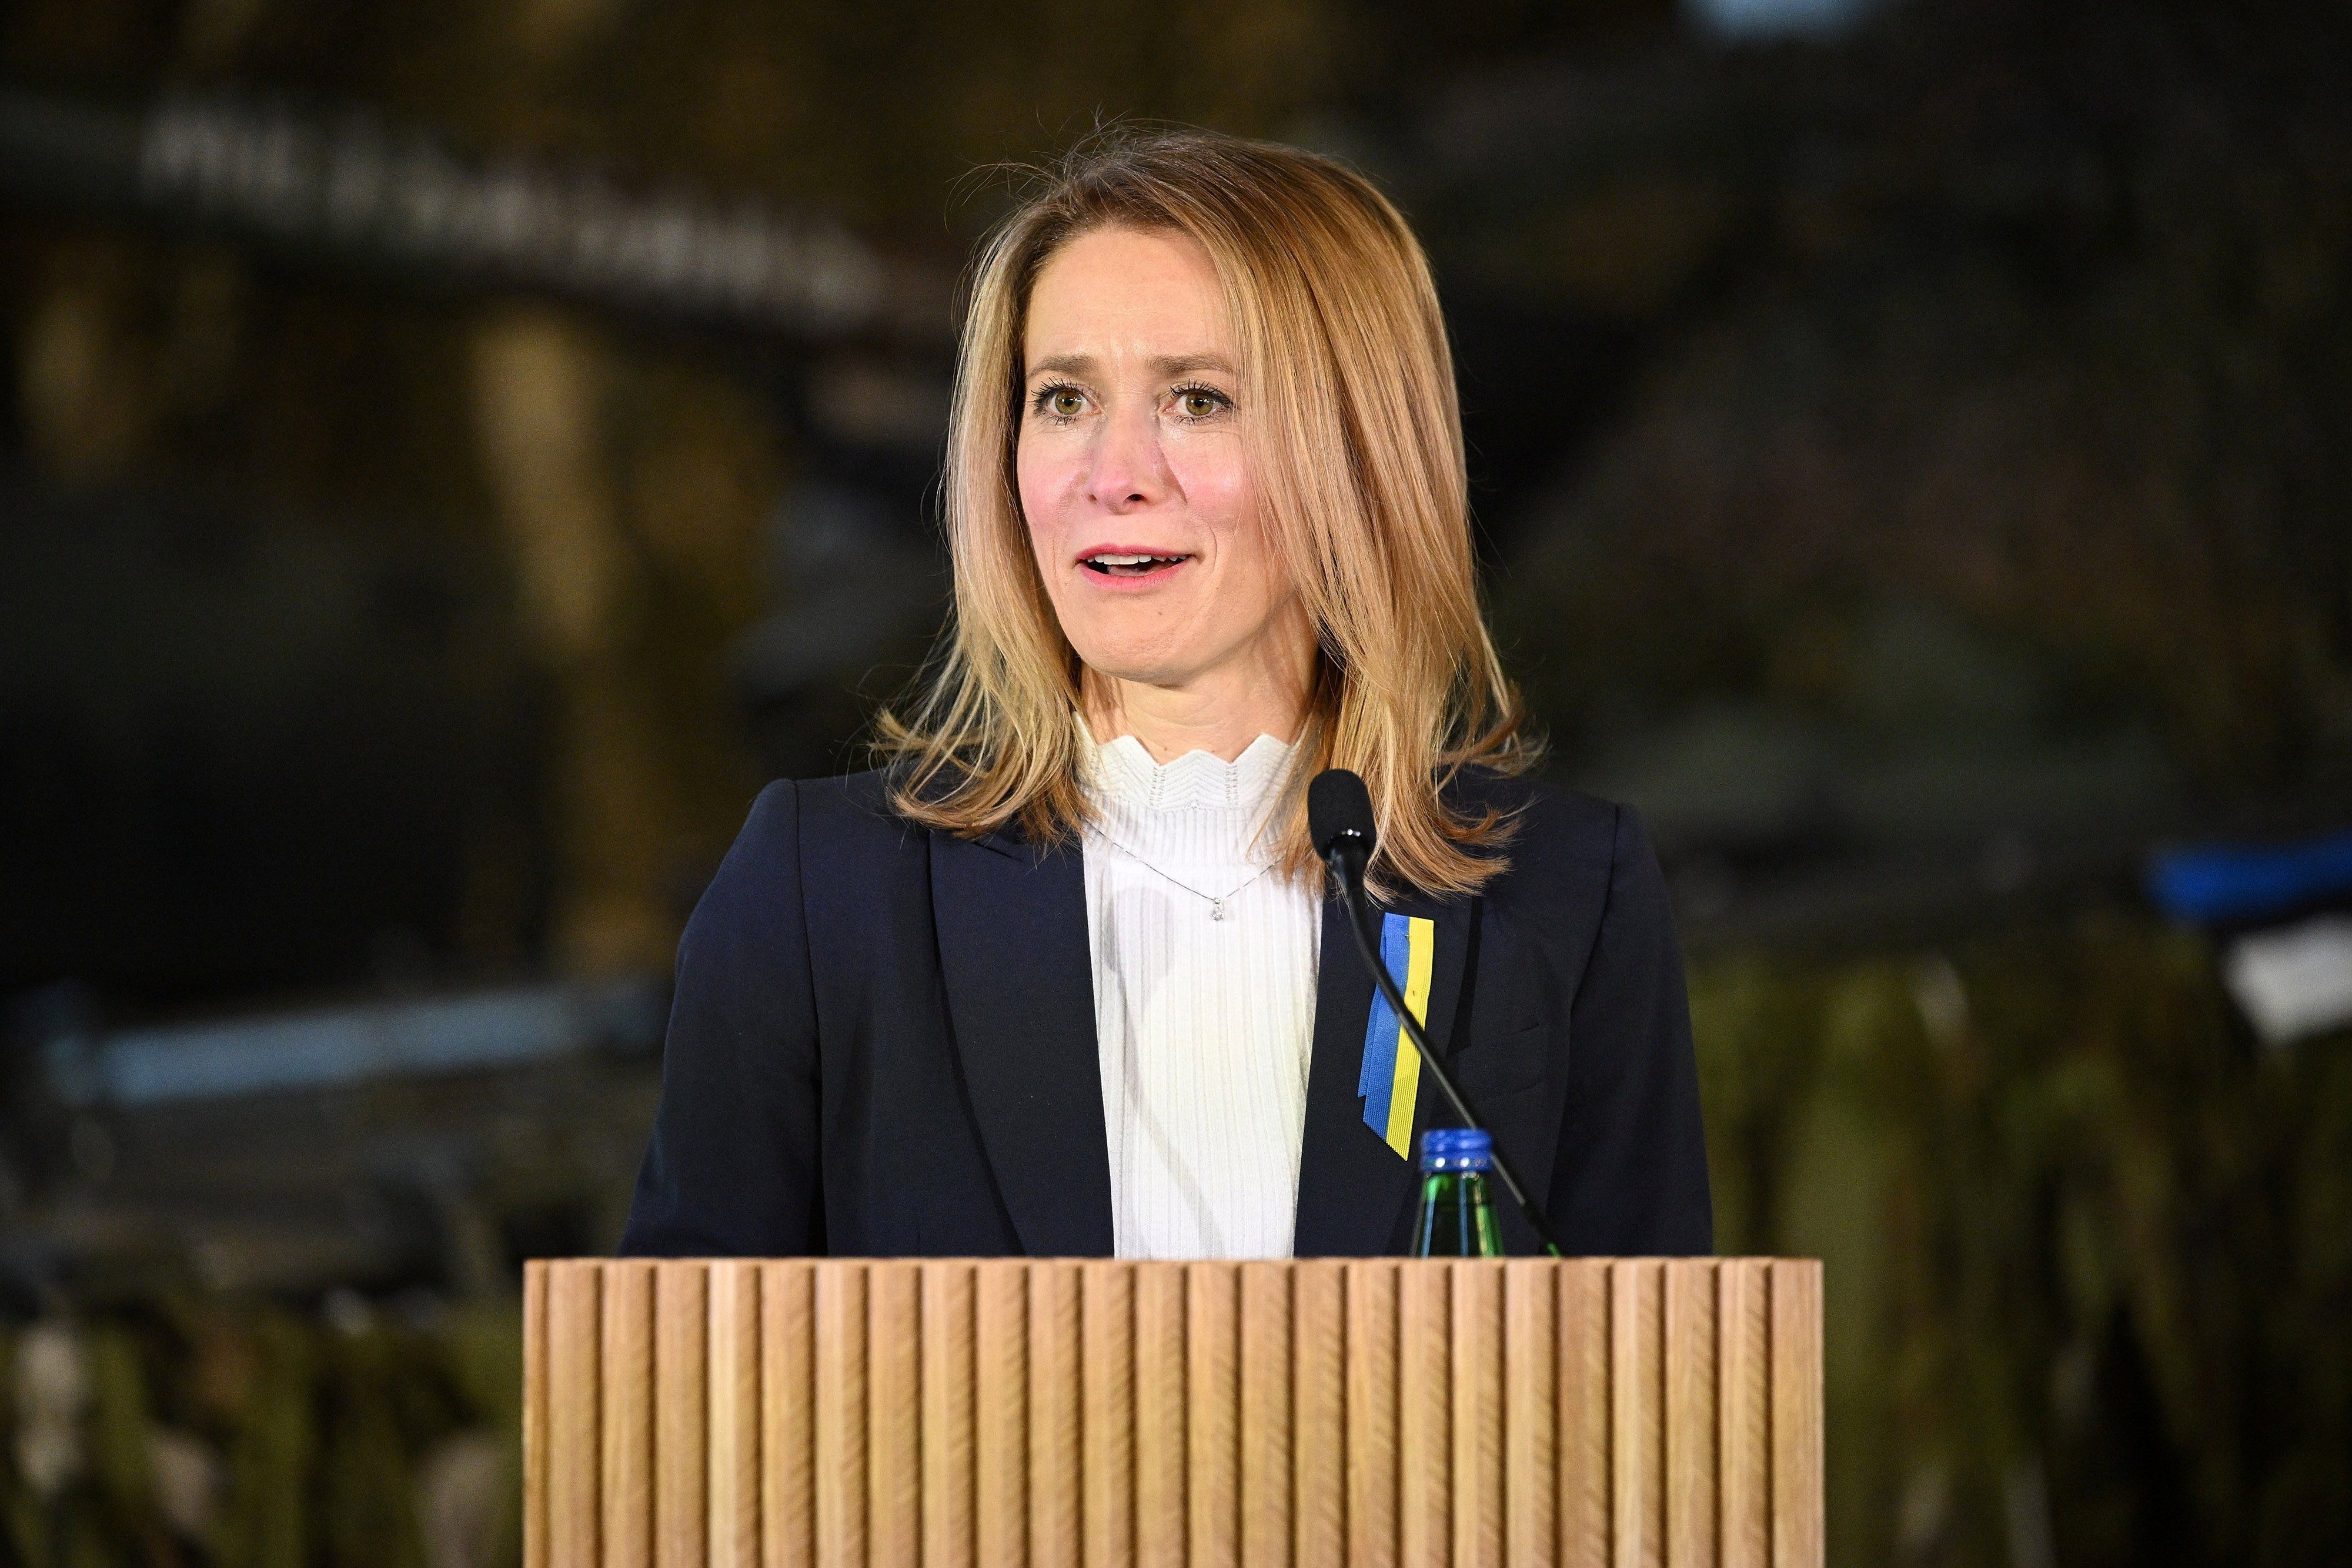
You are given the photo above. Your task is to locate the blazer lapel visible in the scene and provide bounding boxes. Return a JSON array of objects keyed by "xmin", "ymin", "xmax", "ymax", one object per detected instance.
[
  {"xmin": 930, "ymin": 827, "xmax": 1115, "ymax": 1257},
  {"xmin": 1292, "ymin": 880, "xmax": 1474, "ymax": 1256}
]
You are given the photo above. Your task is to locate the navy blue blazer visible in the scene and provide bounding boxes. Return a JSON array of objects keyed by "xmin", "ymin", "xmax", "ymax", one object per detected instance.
[{"xmin": 620, "ymin": 769, "xmax": 1712, "ymax": 1259}]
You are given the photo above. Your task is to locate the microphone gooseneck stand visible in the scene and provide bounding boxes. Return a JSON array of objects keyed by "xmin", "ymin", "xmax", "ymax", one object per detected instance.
[{"xmin": 1321, "ymin": 839, "xmax": 1566, "ymax": 1259}]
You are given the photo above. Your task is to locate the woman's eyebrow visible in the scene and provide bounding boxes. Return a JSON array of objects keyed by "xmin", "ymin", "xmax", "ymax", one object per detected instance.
[
  {"xmin": 1023, "ymin": 352, "xmax": 1235, "ymax": 380},
  {"xmin": 1153, "ymin": 353, "xmax": 1235, "ymax": 377}
]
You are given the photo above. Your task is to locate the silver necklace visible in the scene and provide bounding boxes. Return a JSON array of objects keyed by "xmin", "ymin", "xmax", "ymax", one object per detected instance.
[{"xmin": 1098, "ymin": 835, "xmax": 1277, "ymax": 920}]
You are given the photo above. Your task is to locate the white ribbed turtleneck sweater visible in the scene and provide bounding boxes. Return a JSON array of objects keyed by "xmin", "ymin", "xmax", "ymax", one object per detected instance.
[{"xmin": 1080, "ymin": 731, "xmax": 1322, "ymax": 1259}]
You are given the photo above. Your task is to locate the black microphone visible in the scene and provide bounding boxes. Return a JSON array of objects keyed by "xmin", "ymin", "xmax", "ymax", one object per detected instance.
[{"xmin": 1309, "ymin": 768, "xmax": 1565, "ymax": 1257}]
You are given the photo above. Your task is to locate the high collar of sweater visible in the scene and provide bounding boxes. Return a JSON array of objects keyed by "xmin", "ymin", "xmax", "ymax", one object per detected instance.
[{"xmin": 1081, "ymin": 729, "xmax": 1296, "ymax": 815}]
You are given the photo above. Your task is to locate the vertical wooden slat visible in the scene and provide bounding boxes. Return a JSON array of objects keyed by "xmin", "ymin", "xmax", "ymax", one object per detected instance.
[
  {"xmin": 523, "ymin": 1262, "xmax": 551, "ymax": 1568},
  {"xmin": 1558, "ymin": 1262, "xmax": 1611, "ymax": 1568},
  {"xmin": 1612, "ymin": 1261, "xmax": 1641, "ymax": 1568},
  {"xmin": 1027, "ymin": 1262, "xmax": 1082, "ymax": 1568},
  {"xmin": 1185, "ymin": 1263, "xmax": 1240, "ymax": 1568},
  {"xmin": 1769, "ymin": 1263, "xmax": 1824, "ymax": 1568},
  {"xmin": 1502, "ymin": 1261, "xmax": 1557, "ymax": 1568},
  {"xmin": 709, "ymin": 1262, "xmax": 761, "ymax": 1568},
  {"xmin": 1665, "ymin": 1261, "xmax": 1718, "ymax": 1568},
  {"xmin": 1396, "ymin": 1261, "xmax": 1450, "ymax": 1566},
  {"xmin": 973, "ymin": 1263, "xmax": 1028, "ymax": 1565},
  {"xmin": 1083, "ymin": 1262, "xmax": 1137, "ymax": 1568},
  {"xmin": 868, "ymin": 1262, "xmax": 922, "ymax": 1568},
  {"xmin": 654, "ymin": 1263, "xmax": 709, "ymax": 1568},
  {"xmin": 1450, "ymin": 1262, "xmax": 1504, "ymax": 1568},
  {"xmin": 1290, "ymin": 1261, "xmax": 1345, "ymax": 1568},
  {"xmin": 547, "ymin": 1261, "xmax": 602, "ymax": 1568},
  {"xmin": 1716, "ymin": 1262, "xmax": 1769, "ymax": 1568},
  {"xmin": 921, "ymin": 1263, "xmax": 977, "ymax": 1568},
  {"xmin": 760, "ymin": 1262, "xmax": 817, "ymax": 1568},
  {"xmin": 1615, "ymin": 1262, "xmax": 1668, "ymax": 1568},
  {"xmin": 1134, "ymin": 1263, "xmax": 1188, "ymax": 1568},
  {"xmin": 1239, "ymin": 1263, "xmax": 1293, "ymax": 1566},
  {"xmin": 1343, "ymin": 1261, "xmax": 1399, "ymax": 1568},
  {"xmin": 814, "ymin": 1263, "xmax": 868, "ymax": 1568},
  {"xmin": 602, "ymin": 1261, "xmax": 656, "ymax": 1568}
]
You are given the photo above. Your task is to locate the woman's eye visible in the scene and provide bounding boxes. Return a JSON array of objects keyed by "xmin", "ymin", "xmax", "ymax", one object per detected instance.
[
  {"xmin": 1177, "ymin": 390, "xmax": 1224, "ymax": 419},
  {"xmin": 1050, "ymin": 389, "xmax": 1085, "ymax": 417}
]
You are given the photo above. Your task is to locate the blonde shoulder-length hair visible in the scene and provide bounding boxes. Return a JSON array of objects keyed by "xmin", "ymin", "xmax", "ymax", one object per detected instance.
[{"xmin": 878, "ymin": 127, "xmax": 1535, "ymax": 897}]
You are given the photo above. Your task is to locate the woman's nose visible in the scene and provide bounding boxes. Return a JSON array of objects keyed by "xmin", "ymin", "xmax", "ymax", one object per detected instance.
[{"xmin": 1085, "ymin": 404, "xmax": 1170, "ymax": 510}]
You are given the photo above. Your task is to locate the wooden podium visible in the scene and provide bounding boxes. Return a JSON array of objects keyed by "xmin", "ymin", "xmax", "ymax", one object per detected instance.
[{"xmin": 524, "ymin": 1258, "xmax": 1821, "ymax": 1567}]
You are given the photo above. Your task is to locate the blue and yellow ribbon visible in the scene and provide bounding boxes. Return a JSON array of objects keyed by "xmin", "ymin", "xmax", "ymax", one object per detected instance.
[{"xmin": 1358, "ymin": 912, "xmax": 1434, "ymax": 1157}]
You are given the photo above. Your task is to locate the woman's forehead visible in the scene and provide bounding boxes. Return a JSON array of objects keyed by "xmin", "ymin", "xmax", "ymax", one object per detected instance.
[{"xmin": 1024, "ymin": 229, "xmax": 1234, "ymax": 368}]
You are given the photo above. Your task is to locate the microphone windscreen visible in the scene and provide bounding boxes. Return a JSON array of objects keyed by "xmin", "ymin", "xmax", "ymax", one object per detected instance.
[{"xmin": 1308, "ymin": 768, "xmax": 1377, "ymax": 856}]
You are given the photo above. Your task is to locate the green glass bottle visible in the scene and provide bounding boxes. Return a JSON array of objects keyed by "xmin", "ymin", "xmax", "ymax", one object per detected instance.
[{"xmin": 1411, "ymin": 1128, "xmax": 1505, "ymax": 1256}]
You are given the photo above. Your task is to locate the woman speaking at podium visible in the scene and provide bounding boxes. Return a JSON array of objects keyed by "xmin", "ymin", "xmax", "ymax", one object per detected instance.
[{"xmin": 622, "ymin": 130, "xmax": 1710, "ymax": 1261}]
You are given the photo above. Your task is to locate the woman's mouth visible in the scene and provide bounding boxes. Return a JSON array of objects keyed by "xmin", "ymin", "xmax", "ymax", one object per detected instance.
[{"xmin": 1080, "ymin": 551, "xmax": 1191, "ymax": 579}]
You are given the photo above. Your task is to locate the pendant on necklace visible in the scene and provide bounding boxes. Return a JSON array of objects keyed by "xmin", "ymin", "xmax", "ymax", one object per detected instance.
[{"xmin": 1211, "ymin": 898, "xmax": 1227, "ymax": 921}]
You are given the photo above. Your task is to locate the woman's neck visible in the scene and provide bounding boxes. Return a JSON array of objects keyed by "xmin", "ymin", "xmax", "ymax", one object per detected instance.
[{"xmin": 1082, "ymin": 651, "xmax": 1310, "ymax": 764}]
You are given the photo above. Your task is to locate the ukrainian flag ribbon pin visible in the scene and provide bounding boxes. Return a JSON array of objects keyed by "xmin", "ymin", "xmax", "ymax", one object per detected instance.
[{"xmin": 1358, "ymin": 912, "xmax": 1434, "ymax": 1157}]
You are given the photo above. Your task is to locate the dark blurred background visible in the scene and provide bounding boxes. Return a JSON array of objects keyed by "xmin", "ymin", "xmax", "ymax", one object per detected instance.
[{"xmin": 4, "ymin": 0, "xmax": 2350, "ymax": 1563}]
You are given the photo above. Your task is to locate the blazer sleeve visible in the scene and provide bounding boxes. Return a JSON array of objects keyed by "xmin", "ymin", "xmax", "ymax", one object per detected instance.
[
  {"xmin": 1545, "ymin": 803, "xmax": 1715, "ymax": 1255},
  {"xmin": 619, "ymin": 780, "xmax": 824, "ymax": 1256}
]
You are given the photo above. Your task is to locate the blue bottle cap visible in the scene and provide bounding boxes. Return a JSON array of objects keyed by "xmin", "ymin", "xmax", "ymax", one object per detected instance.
[{"xmin": 1419, "ymin": 1127, "xmax": 1493, "ymax": 1172}]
